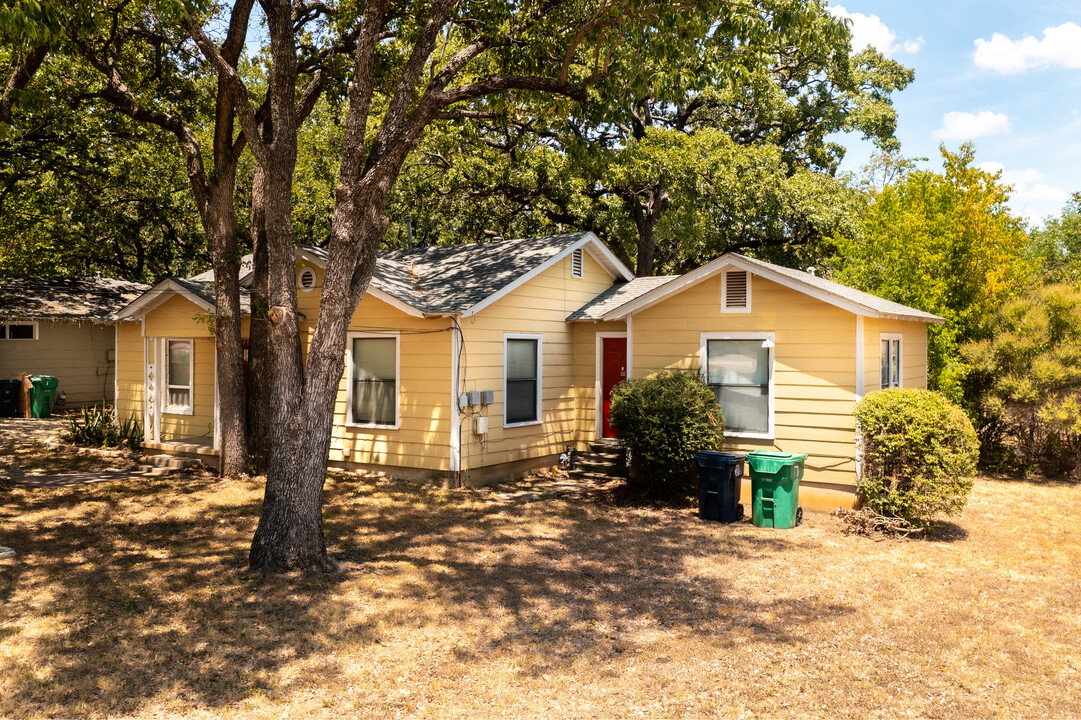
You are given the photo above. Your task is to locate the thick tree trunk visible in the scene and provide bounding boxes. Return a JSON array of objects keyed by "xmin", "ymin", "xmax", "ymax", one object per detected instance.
[
  {"xmin": 623, "ymin": 182, "xmax": 670, "ymax": 276},
  {"xmin": 206, "ymin": 176, "xmax": 248, "ymax": 477},
  {"xmin": 248, "ymin": 0, "xmax": 319, "ymax": 572},
  {"xmin": 245, "ymin": 166, "xmax": 272, "ymax": 475}
]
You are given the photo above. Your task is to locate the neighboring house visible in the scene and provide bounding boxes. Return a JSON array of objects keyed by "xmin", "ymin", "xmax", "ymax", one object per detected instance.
[
  {"xmin": 0, "ymin": 275, "xmax": 149, "ymax": 409},
  {"xmin": 114, "ymin": 232, "xmax": 941, "ymax": 510}
]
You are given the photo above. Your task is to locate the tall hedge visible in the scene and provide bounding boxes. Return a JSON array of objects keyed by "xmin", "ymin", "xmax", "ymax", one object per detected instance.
[
  {"xmin": 854, "ymin": 389, "xmax": 979, "ymax": 527},
  {"xmin": 609, "ymin": 371, "xmax": 724, "ymax": 499},
  {"xmin": 961, "ymin": 283, "xmax": 1081, "ymax": 476}
]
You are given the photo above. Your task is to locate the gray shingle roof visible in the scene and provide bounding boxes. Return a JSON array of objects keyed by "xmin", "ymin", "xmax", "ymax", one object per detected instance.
[
  {"xmin": 373, "ymin": 232, "xmax": 592, "ymax": 314},
  {"xmin": 172, "ymin": 278, "xmax": 252, "ymax": 314},
  {"xmin": 196, "ymin": 232, "xmax": 599, "ymax": 316},
  {"xmin": 568, "ymin": 276, "xmax": 677, "ymax": 320},
  {"xmin": 0, "ymin": 275, "xmax": 150, "ymax": 321},
  {"xmin": 733, "ymin": 254, "xmax": 944, "ymax": 322}
]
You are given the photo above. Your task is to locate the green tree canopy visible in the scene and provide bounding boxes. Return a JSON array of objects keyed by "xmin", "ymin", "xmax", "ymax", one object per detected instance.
[
  {"xmin": 833, "ymin": 144, "xmax": 1033, "ymax": 400},
  {"xmin": 381, "ymin": 1, "xmax": 912, "ymax": 275}
]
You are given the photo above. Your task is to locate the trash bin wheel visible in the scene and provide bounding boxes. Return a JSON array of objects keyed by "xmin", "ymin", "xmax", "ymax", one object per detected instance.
[
  {"xmin": 736, "ymin": 503, "xmax": 744, "ymax": 521},
  {"xmin": 795, "ymin": 506, "xmax": 804, "ymax": 527}
]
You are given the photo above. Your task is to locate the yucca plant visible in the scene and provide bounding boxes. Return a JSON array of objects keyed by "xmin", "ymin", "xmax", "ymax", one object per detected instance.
[{"xmin": 61, "ymin": 406, "xmax": 143, "ymax": 451}]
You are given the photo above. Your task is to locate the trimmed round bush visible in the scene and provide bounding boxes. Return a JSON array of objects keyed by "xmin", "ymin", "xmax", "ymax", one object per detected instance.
[
  {"xmin": 609, "ymin": 370, "xmax": 724, "ymax": 499},
  {"xmin": 854, "ymin": 388, "xmax": 979, "ymax": 527}
]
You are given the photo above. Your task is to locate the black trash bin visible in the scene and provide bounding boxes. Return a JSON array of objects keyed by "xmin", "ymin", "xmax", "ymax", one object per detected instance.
[
  {"xmin": 0, "ymin": 379, "xmax": 19, "ymax": 417},
  {"xmin": 694, "ymin": 451, "xmax": 746, "ymax": 523}
]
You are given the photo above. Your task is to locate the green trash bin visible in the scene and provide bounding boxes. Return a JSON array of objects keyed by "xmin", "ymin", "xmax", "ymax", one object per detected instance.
[
  {"xmin": 29, "ymin": 375, "xmax": 59, "ymax": 418},
  {"xmin": 747, "ymin": 451, "xmax": 807, "ymax": 529}
]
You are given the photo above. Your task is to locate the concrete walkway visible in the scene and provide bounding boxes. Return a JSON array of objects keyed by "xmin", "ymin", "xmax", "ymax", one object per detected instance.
[{"xmin": 13, "ymin": 468, "xmax": 169, "ymax": 488}]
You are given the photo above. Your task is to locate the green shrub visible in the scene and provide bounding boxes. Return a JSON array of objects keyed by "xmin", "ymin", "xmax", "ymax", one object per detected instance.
[
  {"xmin": 854, "ymin": 389, "xmax": 978, "ymax": 527},
  {"xmin": 961, "ymin": 283, "xmax": 1081, "ymax": 476},
  {"xmin": 60, "ymin": 405, "xmax": 143, "ymax": 451},
  {"xmin": 609, "ymin": 370, "xmax": 724, "ymax": 499}
]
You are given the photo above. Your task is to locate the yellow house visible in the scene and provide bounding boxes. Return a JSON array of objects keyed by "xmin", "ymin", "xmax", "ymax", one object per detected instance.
[
  {"xmin": 1, "ymin": 275, "xmax": 148, "ymax": 409},
  {"xmin": 114, "ymin": 233, "xmax": 942, "ymax": 511}
]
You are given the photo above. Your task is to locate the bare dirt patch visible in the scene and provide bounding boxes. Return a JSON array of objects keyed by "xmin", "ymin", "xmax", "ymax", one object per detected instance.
[{"xmin": 1, "ymin": 470, "xmax": 1078, "ymax": 719}]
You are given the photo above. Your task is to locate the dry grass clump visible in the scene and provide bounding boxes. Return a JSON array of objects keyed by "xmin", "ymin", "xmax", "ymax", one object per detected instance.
[{"xmin": 1, "ymin": 468, "xmax": 1079, "ymax": 719}]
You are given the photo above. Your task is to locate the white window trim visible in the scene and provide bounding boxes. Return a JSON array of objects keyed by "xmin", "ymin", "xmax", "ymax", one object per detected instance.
[
  {"xmin": 504, "ymin": 334, "xmax": 543, "ymax": 428},
  {"xmin": 880, "ymin": 333, "xmax": 903, "ymax": 390},
  {"xmin": 700, "ymin": 331, "xmax": 775, "ymax": 440},
  {"xmin": 297, "ymin": 266, "xmax": 317, "ymax": 293},
  {"xmin": 721, "ymin": 269, "xmax": 752, "ymax": 314},
  {"xmin": 0, "ymin": 320, "xmax": 39, "ymax": 340},
  {"xmin": 163, "ymin": 338, "xmax": 194, "ymax": 416},
  {"xmin": 345, "ymin": 331, "xmax": 401, "ymax": 430}
]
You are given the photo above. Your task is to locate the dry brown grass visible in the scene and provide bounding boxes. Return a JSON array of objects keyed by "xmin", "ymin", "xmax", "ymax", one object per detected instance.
[{"xmin": 1, "ymin": 466, "xmax": 1079, "ymax": 719}]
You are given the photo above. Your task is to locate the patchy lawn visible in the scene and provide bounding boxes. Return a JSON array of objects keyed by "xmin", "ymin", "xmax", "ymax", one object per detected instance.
[{"xmin": 0, "ymin": 464, "xmax": 1078, "ymax": 719}]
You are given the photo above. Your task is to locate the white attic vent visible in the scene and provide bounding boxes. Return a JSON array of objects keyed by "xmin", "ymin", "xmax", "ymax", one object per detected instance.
[
  {"xmin": 571, "ymin": 248, "xmax": 584, "ymax": 278},
  {"xmin": 722, "ymin": 269, "xmax": 750, "ymax": 313},
  {"xmin": 297, "ymin": 266, "xmax": 317, "ymax": 292}
]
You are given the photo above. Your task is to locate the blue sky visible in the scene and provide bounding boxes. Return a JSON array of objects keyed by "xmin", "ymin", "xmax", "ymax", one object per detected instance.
[{"xmin": 829, "ymin": 1, "xmax": 1081, "ymax": 225}]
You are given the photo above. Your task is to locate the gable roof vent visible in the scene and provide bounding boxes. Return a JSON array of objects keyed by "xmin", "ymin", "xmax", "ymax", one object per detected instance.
[
  {"xmin": 571, "ymin": 248, "xmax": 584, "ymax": 278},
  {"xmin": 722, "ymin": 269, "xmax": 749, "ymax": 312},
  {"xmin": 297, "ymin": 266, "xmax": 317, "ymax": 292}
]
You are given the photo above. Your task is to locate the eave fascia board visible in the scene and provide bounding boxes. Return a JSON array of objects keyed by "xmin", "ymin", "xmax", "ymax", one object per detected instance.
[
  {"xmin": 581, "ymin": 231, "xmax": 635, "ymax": 282},
  {"xmin": 115, "ymin": 278, "xmax": 215, "ymax": 320},
  {"xmin": 365, "ymin": 286, "xmax": 426, "ymax": 318},
  {"xmin": 600, "ymin": 256, "xmax": 732, "ymax": 321},
  {"xmin": 461, "ymin": 232, "xmax": 631, "ymax": 319},
  {"xmin": 600, "ymin": 253, "xmax": 931, "ymax": 322}
]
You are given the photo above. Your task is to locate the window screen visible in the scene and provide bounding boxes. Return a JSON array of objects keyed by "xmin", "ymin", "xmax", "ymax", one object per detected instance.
[
  {"xmin": 506, "ymin": 338, "xmax": 539, "ymax": 424},
  {"xmin": 351, "ymin": 337, "xmax": 397, "ymax": 426},
  {"xmin": 706, "ymin": 339, "xmax": 770, "ymax": 434}
]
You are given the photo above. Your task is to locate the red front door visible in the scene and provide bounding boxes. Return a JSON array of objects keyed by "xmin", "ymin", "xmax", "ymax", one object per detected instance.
[{"xmin": 601, "ymin": 337, "xmax": 627, "ymax": 438}]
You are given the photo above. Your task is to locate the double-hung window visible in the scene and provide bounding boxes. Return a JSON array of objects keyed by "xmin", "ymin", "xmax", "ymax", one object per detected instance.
[
  {"xmin": 164, "ymin": 339, "xmax": 193, "ymax": 415},
  {"xmin": 505, "ymin": 335, "xmax": 542, "ymax": 426},
  {"xmin": 702, "ymin": 333, "xmax": 774, "ymax": 438},
  {"xmin": 348, "ymin": 333, "xmax": 399, "ymax": 428},
  {"xmin": 880, "ymin": 334, "xmax": 902, "ymax": 389}
]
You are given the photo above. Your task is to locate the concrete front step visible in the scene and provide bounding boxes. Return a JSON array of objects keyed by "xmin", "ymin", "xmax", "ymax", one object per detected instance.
[
  {"xmin": 570, "ymin": 443, "xmax": 629, "ymax": 480},
  {"xmin": 142, "ymin": 454, "xmax": 202, "ymax": 470}
]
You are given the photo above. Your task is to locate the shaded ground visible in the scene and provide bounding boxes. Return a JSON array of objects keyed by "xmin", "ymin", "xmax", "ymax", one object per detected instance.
[{"xmin": 0, "ymin": 460, "xmax": 1078, "ymax": 718}]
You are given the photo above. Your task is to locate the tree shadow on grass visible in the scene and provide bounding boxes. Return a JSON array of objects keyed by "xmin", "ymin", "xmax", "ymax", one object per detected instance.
[
  {"xmin": 2, "ymin": 472, "xmax": 857, "ymax": 714},
  {"xmin": 322, "ymin": 476, "xmax": 855, "ymax": 672},
  {"xmin": 0, "ymin": 474, "xmax": 370, "ymax": 717}
]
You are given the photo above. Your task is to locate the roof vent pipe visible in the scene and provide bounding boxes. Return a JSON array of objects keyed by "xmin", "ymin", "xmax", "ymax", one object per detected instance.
[{"xmin": 406, "ymin": 216, "xmax": 413, "ymax": 249}]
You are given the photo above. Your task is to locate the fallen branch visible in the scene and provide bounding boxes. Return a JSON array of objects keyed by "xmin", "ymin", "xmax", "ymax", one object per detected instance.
[{"xmin": 833, "ymin": 507, "xmax": 923, "ymax": 539}]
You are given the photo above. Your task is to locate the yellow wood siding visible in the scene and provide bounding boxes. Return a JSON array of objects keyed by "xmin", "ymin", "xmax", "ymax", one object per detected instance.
[
  {"xmin": 125, "ymin": 295, "xmax": 216, "ymax": 442},
  {"xmin": 631, "ymin": 272, "xmax": 861, "ymax": 506},
  {"xmin": 115, "ymin": 322, "xmax": 143, "ymax": 424},
  {"xmin": 0, "ymin": 320, "xmax": 116, "ymax": 407},
  {"xmin": 156, "ymin": 336, "xmax": 216, "ymax": 441},
  {"xmin": 330, "ymin": 292, "xmax": 454, "ymax": 472},
  {"xmin": 459, "ymin": 250, "xmax": 616, "ymax": 472},
  {"xmin": 862, "ymin": 317, "xmax": 930, "ymax": 392},
  {"xmin": 143, "ymin": 295, "xmax": 215, "ymax": 338}
]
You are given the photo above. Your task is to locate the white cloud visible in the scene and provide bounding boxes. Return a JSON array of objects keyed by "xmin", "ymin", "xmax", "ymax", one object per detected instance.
[
  {"xmin": 934, "ymin": 111, "xmax": 1012, "ymax": 140},
  {"xmin": 974, "ymin": 22, "xmax": 1081, "ymax": 74},
  {"xmin": 978, "ymin": 163, "xmax": 1070, "ymax": 222},
  {"xmin": 828, "ymin": 5, "xmax": 923, "ymax": 57}
]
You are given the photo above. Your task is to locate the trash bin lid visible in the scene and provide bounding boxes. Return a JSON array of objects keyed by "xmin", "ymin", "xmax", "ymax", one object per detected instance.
[
  {"xmin": 694, "ymin": 451, "xmax": 746, "ymax": 468},
  {"xmin": 29, "ymin": 375, "xmax": 59, "ymax": 389},
  {"xmin": 746, "ymin": 451, "xmax": 808, "ymax": 473}
]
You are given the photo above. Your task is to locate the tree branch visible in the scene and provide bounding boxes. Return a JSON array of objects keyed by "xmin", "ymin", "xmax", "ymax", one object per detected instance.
[{"xmin": 0, "ymin": 45, "xmax": 49, "ymax": 125}]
